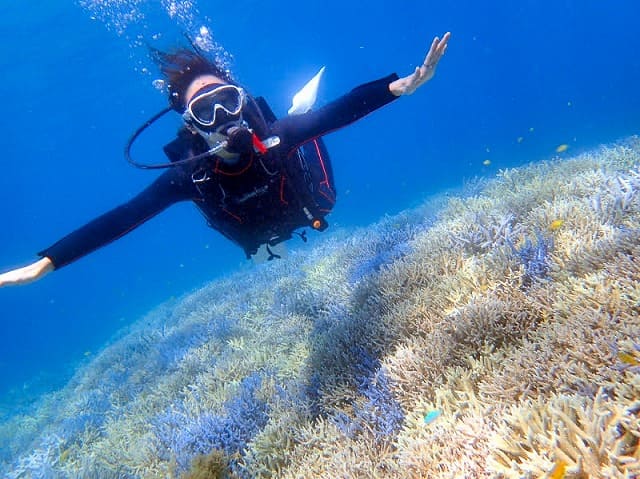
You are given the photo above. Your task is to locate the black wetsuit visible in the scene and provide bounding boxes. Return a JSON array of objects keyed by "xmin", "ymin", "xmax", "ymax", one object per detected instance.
[{"xmin": 39, "ymin": 74, "xmax": 400, "ymax": 268}]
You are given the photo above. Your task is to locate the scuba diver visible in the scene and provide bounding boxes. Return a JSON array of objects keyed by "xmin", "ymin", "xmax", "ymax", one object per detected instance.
[{"xmin": 0, "ymin": 32, "xmax": 450, "ymax": 287}]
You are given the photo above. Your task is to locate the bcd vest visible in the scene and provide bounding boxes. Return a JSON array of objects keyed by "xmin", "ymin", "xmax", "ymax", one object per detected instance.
[{"xmin": 163, "ymin": 113, "xmax": 336, "ymax": 258}]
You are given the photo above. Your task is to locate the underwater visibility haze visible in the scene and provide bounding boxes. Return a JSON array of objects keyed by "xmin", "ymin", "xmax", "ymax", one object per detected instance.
[{"xmin": 1, "ymin": 0, "xmax": 640, "ymax": 477}]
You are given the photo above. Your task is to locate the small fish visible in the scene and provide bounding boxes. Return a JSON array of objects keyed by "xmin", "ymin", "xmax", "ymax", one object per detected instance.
[
  {"xmin": 529, "ymin": 127, "xmax": 535, "ymax": 132},
  {"xmin": 556, "ymin": 144, "xmax": 569, "ymax": 153},
  {"xmin": 549, "ymin": 219, "xmax": 564, "ymax": 231},
  {"xmin": 483, "ymin": 159, "xmax": 491, "ymax": 166},
  {"xmin": 548, "ymin": 459, "xmax": 567, "ymax": 479},
  {"xmin": 59, "ymin": 448, "xmax": 71, "ymax": 463},
  {"xmin": 84, "ymin": 351, "xmax": 92, "ymax": 357},
  {"xmin": 517, "ymin": 136, "xmax": 524, "ymax": 143},
  {"xmin": 424, "ymin": 410, "xmax": 441, "ymax": 424},
  {"xmin": 618, "ymin": 352, "xmax": 640, "ymax": 366}
]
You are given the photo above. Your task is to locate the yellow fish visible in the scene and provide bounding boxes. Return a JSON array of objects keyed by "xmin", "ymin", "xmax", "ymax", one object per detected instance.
[
  {"xmin": 549, "ymin": 219, "xmax": 564, "ymax": 231},
  {"xmin": 556, "ymin": 144, "xmax": 569, "ymax": 153},
  {"xmin": 483, "ymin": 159, "xmax": 491, "ymax": 166},
  {"xmin": 548, "ymin": 460, "xmax": 567, "ymax": 479},
  {"xmin": 59, "ymin": 448, "xmax": 71, "ymax": 463},
  {"xmin": 618, "ymin": 351, "xmax": 640, "ymax": 366}
]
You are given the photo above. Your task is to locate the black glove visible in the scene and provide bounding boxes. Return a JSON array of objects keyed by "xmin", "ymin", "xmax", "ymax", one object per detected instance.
[{"xmin": 225, "ymin": 126, "xmax": 254, "ymax": 155}]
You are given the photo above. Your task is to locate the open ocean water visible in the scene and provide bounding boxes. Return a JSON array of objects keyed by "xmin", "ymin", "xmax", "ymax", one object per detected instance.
[{"xmin": 0, "ymin": 0, "xmax": 639, "ymax": 476}]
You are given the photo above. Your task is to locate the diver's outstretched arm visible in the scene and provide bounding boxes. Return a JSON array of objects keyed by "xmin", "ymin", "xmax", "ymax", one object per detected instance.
[
  {"xmin": 0, "ymin": 257, "xmax": 54, "ymax": 287},
  {"xmin": 389, "ymin": 32, "xmax": 450, "ymax": 96}
]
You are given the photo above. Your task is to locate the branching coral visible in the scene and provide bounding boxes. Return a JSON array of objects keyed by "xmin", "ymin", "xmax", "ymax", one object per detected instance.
[
  {"xmin": 508, "ymin": 231, "xmax": 554, "ymax": 287},
  {"xmin": 330, "ymin": 348, "xmax": 405, "ymax": 444},
  {"xmin": 153, "ymin": 373, "xmax": 270, "ymax": 476},
  {"xmin": 3, "ymin": 136, "xmax": 640, "ymax": 479},
  {"xmin": 450, "ymin": 211, "xmax": 519, "ymax": 255},
  {"xmin": 488, "ymin": 388, "xmax": 640, "ymax": 478}
]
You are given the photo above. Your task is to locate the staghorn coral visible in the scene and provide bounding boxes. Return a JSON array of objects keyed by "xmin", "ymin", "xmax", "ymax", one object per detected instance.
[
  {"xmin": 449, "ymin": 211, "xmax": 519, "ymax": 255},
  {"xmin": 330, "ymin": 347, "xmax": 405, "ymax": 444},
  {"xmin": 508, "ymin": 231, "xmax": 554, "ymax": 287},
  {"xmin": 488, "ymin": 387, "xmax": 640, "ymax": 478},
  {"xmin": 182, "ymin": 449, "xmax": 235, "ymax": 479},
  {"xmin": 2, "ymin": 136, "xmax": 640, "ymax": 478}
]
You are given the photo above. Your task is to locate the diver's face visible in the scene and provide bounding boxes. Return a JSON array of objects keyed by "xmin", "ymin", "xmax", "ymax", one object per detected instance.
[
  {"xmin": 183, "ymin": 74, "xmax": 246, "ymax": 133},
  {"xmin": 184, "ymin": 74, "xmax": 226, "ymax": 105}
]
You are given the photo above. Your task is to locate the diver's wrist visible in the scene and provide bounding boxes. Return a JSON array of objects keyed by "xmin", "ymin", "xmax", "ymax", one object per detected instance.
[{"xmin": 389, "ymin": 78, "xmax": 406, "ymax": 96}]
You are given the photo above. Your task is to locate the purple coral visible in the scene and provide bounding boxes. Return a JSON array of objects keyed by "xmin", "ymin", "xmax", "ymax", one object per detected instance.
[
  {"xmin": 152, "ymin": 373, "xmax": 269, "ymax": 476},
  {"xmin": 332, "ymin": 347, "xmax": 405, "ymax": 444},
  {"xmin": 509, "ymin": 232, "xmax": 553, "ymax": 287}
]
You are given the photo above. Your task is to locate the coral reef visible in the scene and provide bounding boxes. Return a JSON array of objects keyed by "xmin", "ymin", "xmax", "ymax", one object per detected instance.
[{"xmin": 2, "ymin": 136, "xmax": 640, "ymax": 478}]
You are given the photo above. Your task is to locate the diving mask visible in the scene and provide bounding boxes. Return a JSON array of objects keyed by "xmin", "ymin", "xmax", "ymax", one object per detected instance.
[{"xmin": 184, "ymin": 84, "xmax": 246, "ymax": 129}]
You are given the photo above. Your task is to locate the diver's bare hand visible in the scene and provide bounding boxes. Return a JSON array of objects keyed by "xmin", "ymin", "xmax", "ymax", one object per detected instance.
[
  {"xmin": 389, "ymin": 32, "xmax": 450, "ymax": 96},
  {"xmin": 0, "ymin": 257, "xmax": 54, "ymax": 287}
]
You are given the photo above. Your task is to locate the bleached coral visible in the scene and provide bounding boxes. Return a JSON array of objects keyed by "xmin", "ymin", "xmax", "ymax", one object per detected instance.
[
  {"xmin": 2, "ymin": 136, "xmax": 640, "ymax": 478},
  {"xmin": 488, "ymin": 387, "xmax": 640, "ymax": 478}
]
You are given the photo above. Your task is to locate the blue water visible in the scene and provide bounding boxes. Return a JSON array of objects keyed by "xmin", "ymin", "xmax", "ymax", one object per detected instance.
[{"xmin": 0, "ymin": 0, "xmax": 638, "ymax": 408}]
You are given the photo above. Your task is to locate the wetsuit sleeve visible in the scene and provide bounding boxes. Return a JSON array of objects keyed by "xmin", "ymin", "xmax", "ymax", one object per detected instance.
[
  {"xmin": 38, "ymin": 169, "xmax": 195, "ymax": 269},
  {"xmin": 272, "ymin": 73, "xmax": 400, "ymax": 149}
]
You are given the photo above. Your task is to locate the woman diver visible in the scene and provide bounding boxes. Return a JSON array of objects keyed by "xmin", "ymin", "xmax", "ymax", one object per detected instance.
[{"xmin": 0, "ymin": 32, "xmax": 450, "ymax": 287}]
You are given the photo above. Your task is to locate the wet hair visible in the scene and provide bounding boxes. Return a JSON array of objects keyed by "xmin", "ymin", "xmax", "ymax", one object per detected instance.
[
  {"xmin": 152, "ymin": 46, "xmax": 271, "ymax": 138},
  {"xmin": 152, "ymin": 47, "xmax": 235, "ymax": 112}
]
